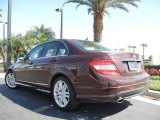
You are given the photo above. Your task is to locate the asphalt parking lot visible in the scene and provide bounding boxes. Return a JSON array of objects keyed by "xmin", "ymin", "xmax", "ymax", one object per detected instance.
[{"xmin": 0, "ymin": 73, "xmax": 160, "ymax": 120}]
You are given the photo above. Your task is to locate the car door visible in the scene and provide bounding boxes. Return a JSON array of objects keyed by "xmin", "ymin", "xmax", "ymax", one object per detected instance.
[
  {"xmin": 33, "ymin": 41, "xmax": 68, "ymax": 88},
  {"xmin": 15, "ymin": 44, "xmax": 44, "ymax": 84}
]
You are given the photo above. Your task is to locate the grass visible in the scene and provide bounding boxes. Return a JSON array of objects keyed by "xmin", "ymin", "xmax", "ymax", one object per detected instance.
[{"xmin": 149, "ymin": 76, "xmax": 160, "ymax": 91}]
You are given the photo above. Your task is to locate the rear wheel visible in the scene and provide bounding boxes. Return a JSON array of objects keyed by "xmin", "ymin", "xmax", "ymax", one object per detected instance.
[
  {"xmin": 52, "ymin": 76, "xmax": 79, "ymax": 111},
  {"xmin": 5, "ymin": 71, "xmax": 18, "ymax": 89}
]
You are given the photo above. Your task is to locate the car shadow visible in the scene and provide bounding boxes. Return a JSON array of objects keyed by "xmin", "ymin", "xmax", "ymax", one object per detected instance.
[{"xmin": 0, "ymin": 84, "xmax": 132, "ymax": 120}]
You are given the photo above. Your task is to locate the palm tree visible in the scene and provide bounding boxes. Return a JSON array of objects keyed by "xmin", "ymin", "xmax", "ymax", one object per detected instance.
[
  {"xmin": 22, "ymin": 31, "xmax": 36, "ymax": 54},
  {"xmin": 64, "ymin": 0, "xmax": 140, "ymax": 42},
  {"xmin": 128, "ymin": 45, "xmax": 132, "ymax": 52},
  {"xmin": 0, "ymin": 39, "xmax": 6, "ymax": 71},
  {"xmin": 11, "ymin": 34, "xmax": 23, "ymax": 62},
  {"xmin": 131, "ymin": 45, "xmax": 136, "ymax": 53},
  {"xmin": 140, "ymin": 43, "xmax": 148, "ymax": 60},
  {"xmin": 31, "ymin": 24, "xmax": 55, "ymax": 44},
  {"xmin": 0, "ymin": 9, "xmax": 2, "ymax": 17},
  {"xmin": 119, "ymin": 48, "xmax": 125, "ymax": 52}
]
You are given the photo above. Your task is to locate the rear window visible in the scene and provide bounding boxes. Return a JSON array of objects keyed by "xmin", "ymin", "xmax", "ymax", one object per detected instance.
[{"xmin": 70, "ymin": 40, "xmax": 112, "ymax": 52}]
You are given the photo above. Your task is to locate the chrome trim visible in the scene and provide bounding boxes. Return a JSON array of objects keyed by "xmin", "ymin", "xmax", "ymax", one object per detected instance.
[
  {"xmin": 122, "ymin": 59, "xmax": 141, "ymax": 62},
  {"xmin": 16, "ymin": 82, "xmax": 32, "ymax": 87},
  {"xmin": 16, "ymin": 80, "xmax": 48, "ymax": 86},
  {"xmin": 36, "ymin": 89, "xmax": 50, "ymax": 93}
]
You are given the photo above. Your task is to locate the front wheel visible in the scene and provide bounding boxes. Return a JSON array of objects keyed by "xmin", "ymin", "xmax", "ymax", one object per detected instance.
[
  {"xmin": 5, "ymin": 71, "xmax": 18, "ymax": 89},
  {"xmin": 52, "ymin": 76, "xmax": 79, "ymax": 111}
]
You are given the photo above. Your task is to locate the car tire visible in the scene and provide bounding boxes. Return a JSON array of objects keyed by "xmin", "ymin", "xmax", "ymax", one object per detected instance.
[
  {"xmin": 52, "ymin": 76, "xmax": 79, "ymax": 111},
  {"xmin": 5, "ymin": 71, "xmax": 18, "ymax": 89}
]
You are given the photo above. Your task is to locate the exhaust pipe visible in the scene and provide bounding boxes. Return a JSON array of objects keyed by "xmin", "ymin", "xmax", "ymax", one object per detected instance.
[{"xmin": 116, "ymin": 97, "xmax": 124, "ymax": 103}]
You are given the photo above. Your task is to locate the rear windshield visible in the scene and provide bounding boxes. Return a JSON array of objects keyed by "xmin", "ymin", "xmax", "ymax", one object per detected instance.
[{"xmin": 70, "ymin": 40, "xmax": 112, "ymax": 52}]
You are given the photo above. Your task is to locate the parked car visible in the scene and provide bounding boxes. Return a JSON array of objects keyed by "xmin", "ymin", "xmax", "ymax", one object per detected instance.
[{"xmin": 5, "ymin": 39, "xmax": 149, "ymax": 111}]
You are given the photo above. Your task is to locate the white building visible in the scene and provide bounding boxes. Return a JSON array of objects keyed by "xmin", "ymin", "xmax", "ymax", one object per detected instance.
[{"xmin": 152, "ymin": 52, "xmax": 160, "ymax": 65}]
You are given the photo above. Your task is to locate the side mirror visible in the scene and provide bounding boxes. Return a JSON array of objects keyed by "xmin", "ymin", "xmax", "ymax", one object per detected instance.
[
  {"xmin": 24, "ymin": 55, "xmax": 29, "ymax": 61},
  {"xmin": 16, "ymin": 57, "xmax": 25, "ymax": 63}
]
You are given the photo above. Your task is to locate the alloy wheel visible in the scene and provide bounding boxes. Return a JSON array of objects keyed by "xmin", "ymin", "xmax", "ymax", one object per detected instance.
[
  {"xmin": 53, "ymin": 80, "xmax": 70, "ymax": 107},
  {"xmin": 5, "ymin": 72, "xmax": 17, "ymax": 88}
]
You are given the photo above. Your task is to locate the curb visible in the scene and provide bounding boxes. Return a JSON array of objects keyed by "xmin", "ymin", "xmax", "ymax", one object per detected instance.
[
  {"xmin": 148, "ymin": 90, "xmax": 160, "ymax": 94},
  {"xmin": 142, "ymin": 90, "xmax": 160, "ymax": 100}
]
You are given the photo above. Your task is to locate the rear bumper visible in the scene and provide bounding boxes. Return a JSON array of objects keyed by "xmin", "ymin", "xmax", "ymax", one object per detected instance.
[
  {"xmin": 77, "ymin": 81, "xmax": 148, "ymax": 102},
  {"xmin": 76, "ymin": 73, "xmax": 149, "ymax": 102}
]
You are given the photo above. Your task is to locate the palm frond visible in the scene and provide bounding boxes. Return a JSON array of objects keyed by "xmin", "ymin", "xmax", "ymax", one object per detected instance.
[
  {"xmin": 127, "ymin": 1, "xmax": 138, "ymax": 7},
  {"xmin": 104, "ymin": 10, "xmax": 111, "ymax": 17},
  {"xmin": 0, "ymin": 9, "xmax": 2, "ymax": 17},
  {"xmin": 87, "ymin": 8, "xmax": 93, "ymax": 14},
  {"xmin": 111, "ymin": 4, "xmax": 129, "ymax": 12},
  {"xmin": 76, "ymin": 3, "xmax": 85, "ymax": 9},
  {"xmin": 63, "ymin": 0, "xmax": 93, "ymax": 9},
  {"xmin": 106, "ymin": 0, "xmax": 140, "ymax": 8}
]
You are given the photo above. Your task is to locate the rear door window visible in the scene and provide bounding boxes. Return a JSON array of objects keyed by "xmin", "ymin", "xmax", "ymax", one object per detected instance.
[{"xmin": 43, "ymin": 41, "xmax": 68, "ymax": 57}]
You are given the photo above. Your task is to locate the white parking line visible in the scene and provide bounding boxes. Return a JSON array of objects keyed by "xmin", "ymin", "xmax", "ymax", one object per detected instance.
[{"xmin": 132, "ymin": 96, "xmax": 160, "ymax": 106}]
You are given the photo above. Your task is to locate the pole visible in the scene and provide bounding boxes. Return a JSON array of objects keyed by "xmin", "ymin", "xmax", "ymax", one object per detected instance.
[
  {"xmin": 3, "ymin": 23, "xmax": 5, "ymax": 40},
  {"xmin": 143, "ymin": 46, "xmax": 145, "ymax": 61},
  {"xmin": 60, "ymin": 10, "xmax": 63, "ymax": 39},
  {"xmin": 7, "ymin": 0, "xmax": 12, "ymax": 68}
]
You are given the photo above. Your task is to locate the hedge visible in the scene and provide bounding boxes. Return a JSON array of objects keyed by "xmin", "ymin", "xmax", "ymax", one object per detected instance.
[
  {"xmin": 145, "ymin": 65, "xmax": 160, "ymax": 69},
  {"xmin": 145, "ymin": 65, "xmax": 160, "ymax": 76}
]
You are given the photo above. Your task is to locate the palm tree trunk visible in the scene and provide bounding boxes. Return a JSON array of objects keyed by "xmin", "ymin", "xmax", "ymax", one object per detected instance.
[
  {"xmin": 23, "ymin": 50, "xmax": 27, "ymax": 55},
  {"xmin": 93, "ymin": 13, "xmax": 103, "ymax": 43},
  {"xmin": 14, "ymin": 51, "xmax": 19, "ymax": 63},
  {"xmin": 143, "ymin": 46, "xmax": 145, "ymax": 61}
]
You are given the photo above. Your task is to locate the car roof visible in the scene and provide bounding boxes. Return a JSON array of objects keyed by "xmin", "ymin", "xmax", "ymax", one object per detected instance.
[{"xmin": 44, "ymin": 39, "xmax": 89, "ymax": 43}]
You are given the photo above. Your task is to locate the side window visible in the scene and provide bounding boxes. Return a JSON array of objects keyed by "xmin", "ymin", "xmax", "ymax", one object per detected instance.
[
  {"xmin": 43, "ymin": 41, "xmax": 67, "ymax": 57},
  {"xmin": 28, "ymin": 45, "xmax": 44, "ymax": 59}
]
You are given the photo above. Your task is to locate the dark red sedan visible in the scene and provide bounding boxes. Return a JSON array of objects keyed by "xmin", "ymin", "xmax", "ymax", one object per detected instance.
[{"xmin": 5, "ymin": 39, "xmax": 149, "ymax": 111}]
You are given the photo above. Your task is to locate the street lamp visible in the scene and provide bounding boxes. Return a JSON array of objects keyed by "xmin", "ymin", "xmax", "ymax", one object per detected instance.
[
  {"xmin": 7, "ymin": 0, "xmax": 12, "ymax": 67},
  {"xmin": 0, "ymin": 21, "xmax": 7, "ymax": 40},
  {"xmin": 55, "ymin": 8, "xmax": 63, "ymax": 39}
]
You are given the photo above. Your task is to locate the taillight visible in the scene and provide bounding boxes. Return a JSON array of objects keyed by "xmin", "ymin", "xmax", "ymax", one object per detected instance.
[{"xmin": 89, "ymin": 60, "xmax": 120, "ymax": 75}]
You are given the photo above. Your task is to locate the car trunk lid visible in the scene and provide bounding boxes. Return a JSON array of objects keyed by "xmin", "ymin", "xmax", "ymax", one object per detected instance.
[{"xmin": 106, "ymin": 52, "xmax": 144, "ymax": 76}]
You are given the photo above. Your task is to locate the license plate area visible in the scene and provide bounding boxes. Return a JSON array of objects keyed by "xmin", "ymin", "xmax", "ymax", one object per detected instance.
[{"xmin": 128, "ymin": 62, "xmax": 138, "ymax": 71}]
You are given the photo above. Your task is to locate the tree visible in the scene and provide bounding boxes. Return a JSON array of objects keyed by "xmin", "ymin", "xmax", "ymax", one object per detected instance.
[
  {"xmin": 11, "ymin": 34, "xmax": 24, "ymax": 62},
  {"xmin": 64, "ymin": 0, "xmax": 140, "ymax": 43},
  {"xmin": 119, "ymin": 48, "xmax": 125, "ymax": 52},
  {"xmin": 131, "ymin": 45, "xmax": 136, "ymax": 53},
  {"xmin": 31, "ymin": 24, "xmax": 55, "ymax": 44},
  {"xmin": 0, "ymin": 9, "xmax": 2, "ymax": 17},
  {"xmin": 22, "ymin": 31, "xmax": 36, "ymax": 55},
  {"xmin": 0, "ymin": 39, "xmax": 6, "ymax": 71},
  {"xmin": 128, "ymin": 45, "xmax": 132, "ymax": 52},
  {"xmin": 141, "ymin": 43, "xmax": 148, "ymax": 60}
]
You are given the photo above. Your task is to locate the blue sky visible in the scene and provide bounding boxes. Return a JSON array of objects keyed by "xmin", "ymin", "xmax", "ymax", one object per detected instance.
[{"xmin": 0, "ymin": 0, "xmax": 160, "ymax": 58}]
